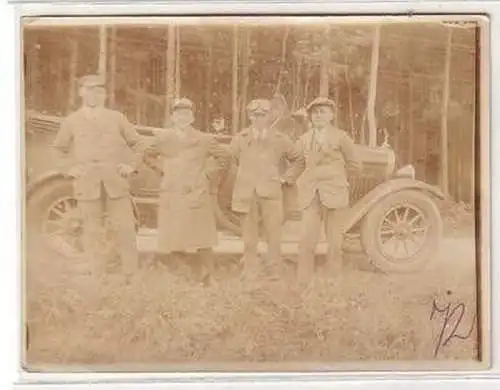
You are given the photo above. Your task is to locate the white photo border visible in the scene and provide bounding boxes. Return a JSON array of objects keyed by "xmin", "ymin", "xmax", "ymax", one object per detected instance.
[{"xmin": 4, "ymin": 1, "xmax": 498, "ymax": 389}]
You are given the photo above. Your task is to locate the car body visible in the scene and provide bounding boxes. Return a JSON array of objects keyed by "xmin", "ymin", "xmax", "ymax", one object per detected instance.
[{"xmin": 25, "ymin": 111, "xmax": 445, "ymax": 273}]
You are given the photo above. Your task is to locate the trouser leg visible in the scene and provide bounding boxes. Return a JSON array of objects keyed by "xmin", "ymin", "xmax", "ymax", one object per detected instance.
[
  {"xmin": 297, "ymin": 193, "xmax": 323, "ymax": 283},
  {"xmin": 190, "ymin": 248, "xmax": 215, "ymax": 286},
  {"xmin": 78, "ymin": 198, "xmax": 104, "ymax": 274},
  {"xmin": 106, "ymin": 196, "xmax": 139, "ymax": 275},
  {"xmin": 260, "ymin": 196, "xmax": 284, "ymax": 264},
  {"xmin": 240, "ymin": 195, "xmax": 260, "ymax": 274},
  {"xmin": 324, "ymin": 207, "xmax": 344, "ymax": 275}
]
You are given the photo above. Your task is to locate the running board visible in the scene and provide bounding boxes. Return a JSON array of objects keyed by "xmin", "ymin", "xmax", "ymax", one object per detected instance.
[{"xmin": 137, "ymin": 229, "xmax": 362, "ymax": 256}]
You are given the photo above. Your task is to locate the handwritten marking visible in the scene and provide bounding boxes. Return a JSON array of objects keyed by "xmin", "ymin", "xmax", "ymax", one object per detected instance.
[{"xmin": 429, "ymin": 293, "xmax": 476, "ymax": 357}]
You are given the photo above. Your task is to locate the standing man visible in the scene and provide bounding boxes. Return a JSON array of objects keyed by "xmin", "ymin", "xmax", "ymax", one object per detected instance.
[
  {"xmin": 296, "ymin": 97, "xmax": 361, "ymax": 283},
  {"xmin": 53, "ymin": 74, "xmax": 145, "ymax": 278},
  {"xmin": 144, "ymin": 98, "xmax": 229, "ymax": 285},
  {"xmin": 229, "ymin": 99, "xmax": 305, "ymax": 277}
]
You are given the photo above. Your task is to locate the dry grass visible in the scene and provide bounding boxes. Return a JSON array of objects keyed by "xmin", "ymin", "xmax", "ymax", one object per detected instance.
[
  {"xmin": 438, "ymin": 200, "xmax": 475, "ymax": 237},
  {"xmin": 25, "ymin": 232, "xmax": 478, "ymax": 369}
]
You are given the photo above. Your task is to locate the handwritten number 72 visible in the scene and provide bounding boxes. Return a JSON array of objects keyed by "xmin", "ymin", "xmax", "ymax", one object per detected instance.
[{"xmin": 430, "ymin": 299, "xmax": 476, "ymax": 358}]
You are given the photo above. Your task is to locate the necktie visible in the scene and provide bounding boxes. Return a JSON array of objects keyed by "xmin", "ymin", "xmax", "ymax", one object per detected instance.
[{"xmin": 312, "ymin": 129, "xmax": 325, "ymax": 152}]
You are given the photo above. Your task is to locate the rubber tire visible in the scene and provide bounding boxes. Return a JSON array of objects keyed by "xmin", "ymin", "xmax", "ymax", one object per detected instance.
[
  {"xmin": 360, "ymin": 189, "xmax": 443, "ymax": 274},
  {"xmin": 26, "ymin": 178, "xmax": 139, "ymax": 259},
  {"xmin": 26, "ymin": 178, "xmax": 81, "ymax": 258},
  {"xmin": 26, "ymin": 177, "xmax": 75, "ymax": 236}
]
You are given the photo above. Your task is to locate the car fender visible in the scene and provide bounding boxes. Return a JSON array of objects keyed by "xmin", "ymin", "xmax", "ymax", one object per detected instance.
[
  {"xmin": 26, "ymin": 171, "xmax": 141, "ymax": 224},
  {"xmin": 340, "ymin": 178, "xmax": 446, "ymax": 233},
  {"xmin": 25, "ymin": 170, "xmax": 69, "ymax": 201}
]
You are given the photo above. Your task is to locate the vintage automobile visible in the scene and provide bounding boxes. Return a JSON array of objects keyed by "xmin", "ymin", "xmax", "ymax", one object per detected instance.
[{"xmin": 25, "ymin": 111, "xmax": 445, "ymax": 274}]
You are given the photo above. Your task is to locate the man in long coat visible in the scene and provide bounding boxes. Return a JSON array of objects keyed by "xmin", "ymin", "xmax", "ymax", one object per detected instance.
[
  {"xmin": 229, "ymin": 99, "xmax": 305, "ymax": 276},
  {"xmin": 296, "ymin": 97, "xmax": 361, "ymax": 283},
  {"xmin": 145, "ymin": 98, "xmax": 228, "ymax": 284},
  {"xmin": 52, "ymin": 74, "xmax": 145, "ymax": 278}
]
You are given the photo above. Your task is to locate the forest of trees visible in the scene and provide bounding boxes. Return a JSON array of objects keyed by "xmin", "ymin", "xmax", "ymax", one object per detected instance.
[{"xmin": 23, "ymin": 21, "xmax": 478, "ymax": 202}]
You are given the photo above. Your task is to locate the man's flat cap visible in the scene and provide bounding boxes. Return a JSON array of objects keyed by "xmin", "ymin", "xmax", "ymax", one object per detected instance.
[
  {"xmin": 306, "ymin": 97, "xmax": 336, "ymax": 113},
  {"xmin": 247, "ymin": 99, "xmax": 272, "ymax": 114},
  {"xmin": 172, "ymin": 98, "xmax": 194, "ymax": 111},
  {"xmin": 79, "ymin": 74, "xmax": 105, "ymax": 88}
]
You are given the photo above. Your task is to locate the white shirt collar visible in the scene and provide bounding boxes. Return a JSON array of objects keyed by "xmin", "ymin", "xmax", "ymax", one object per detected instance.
[{"xmin": 252, "ymin": 127, "xmax": 268, "ymax": 140}]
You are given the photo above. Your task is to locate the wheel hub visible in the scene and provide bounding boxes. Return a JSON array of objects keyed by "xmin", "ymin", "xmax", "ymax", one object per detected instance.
[
  {"xmin": 377, "ymin": 204, "xmax": 429, "ymax": 260},
  {"xmin": 394, "ymin": 223, "xmax": 411, "ymax": 239}
]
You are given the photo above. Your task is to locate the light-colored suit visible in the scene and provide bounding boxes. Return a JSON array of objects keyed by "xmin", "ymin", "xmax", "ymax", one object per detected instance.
[
  {"xmin": 229, "ymin": 127, "xmax": 305, "ymax": 266},
  {"xmin": 53, "ymin": 107, "xmax": 145, "ymax": 274},
  {"xmin": 296, "ymin": 125, "xmax": 361, "ymax": 280}
]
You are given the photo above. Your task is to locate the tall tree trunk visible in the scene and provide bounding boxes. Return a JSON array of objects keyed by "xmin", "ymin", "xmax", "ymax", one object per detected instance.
[
  {"xmin": 240, "ymin": 27, "xmax": 251, "ymax": 127},
  {"xmin": 360, "ymin": 107, "xmax": 367, "ymax": 145},
  {"xmin": 319, "ymin": 26, "xmax": 331, "ymax": 97},
  {"xmin": 334, "ymin": 83, "xmax": 340, "ymax": 126},
  {"xmin": 344, "ymin": 64, "xmax": 355, "ymax": 137},
  {"xmin": 275, "ymin": 25, "xmax": 289, "ymax": 95},
  {"xmin": 367, "ymin": 25, "xmax": 381, "ymax": 147},
  {"xmin": 408, "ymin": 73, "xmax": 414, "ymax": 164},
  {"xmin": 295, "ymin": 57, "xmax": 303, "ymax": 109},
  {"xmin": 56, "ymin": 59, "xmax": 64, "ymax": 115},
  {"xmin": 135, "ymin": 66, "xmax": 141, "ymax": 124},
  {"xmin": 68, "ymin": 35, "xmax": 79, "ymax": 113},
  {"xmin": 164, "ymin": 25, "xmax": 176, "ymax": 125},
  {"xmin": 98, "ymin": 25, "xmax": 107, "ymax": 81},
  {"xmin": 231, "ymin": 25, "xmax": 239, "ymax": 134},
  {"xmin": 304, "ymin": 62, "xmax": 311, "ymax": 106},
  {"xmin": 204, "ymin": 42, "xmax": 213, "ymax": 131},
  {"xmin": 109, "ymin": 27, "xmax": 117, "ymax": 108},
  {"xmin": 175, "ymin": 26, "xmax": 181, "ymax": 99},
  {"xmin": 440, "ymin": 28, "xmax": 453, "ymax": 196},
  {"xmin": 27, "ymin": 37, "xmax": 40, "ymax": 109}
]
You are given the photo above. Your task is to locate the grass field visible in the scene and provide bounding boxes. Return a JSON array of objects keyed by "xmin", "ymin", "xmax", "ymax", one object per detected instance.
[{"xmin": 24, "ymin": 201, "xmax": 479, "ymax": 370}]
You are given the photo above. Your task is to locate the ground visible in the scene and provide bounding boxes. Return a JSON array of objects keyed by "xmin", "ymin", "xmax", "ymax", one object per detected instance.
[{"xmin": 23, "ymin": 203, "xmax": 479, "ymax": 370}]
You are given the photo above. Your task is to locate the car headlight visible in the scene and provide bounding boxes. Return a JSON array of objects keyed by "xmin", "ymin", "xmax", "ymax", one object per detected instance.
[{"xmin": 395, "ymin": 164, "xmax": 415, "ymax": 179}]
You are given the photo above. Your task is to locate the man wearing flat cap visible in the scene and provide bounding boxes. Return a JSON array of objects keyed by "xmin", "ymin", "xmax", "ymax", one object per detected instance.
[
  {"xmin": 52, "ymin": 74, "xmax": 146, "ymax": 279},
  {"xmin": 296, "ymin": 96, "xmax": 361, "ymax": 283},
  {"xmin": 143, "ymin": 97, "xmax": 229, "ymax": 285},
  {"xmin": 229, "ymin": 98, "xmax": 305, "ymax": 277}
]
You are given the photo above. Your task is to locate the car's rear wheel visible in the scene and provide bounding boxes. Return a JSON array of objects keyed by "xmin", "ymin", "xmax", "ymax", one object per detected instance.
[
  {"xmin": 360, "ymin": 189, "xmax": 443, "ymax": 273},
  {"xmin": 26, "ymin": 178, "xmax": 127, "ymax": 259}
]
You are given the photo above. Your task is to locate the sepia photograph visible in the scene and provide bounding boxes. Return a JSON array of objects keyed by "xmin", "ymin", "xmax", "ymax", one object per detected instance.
[{"xmin": 21, "ymin": 15, "xmax": 489, "ymax": 372}]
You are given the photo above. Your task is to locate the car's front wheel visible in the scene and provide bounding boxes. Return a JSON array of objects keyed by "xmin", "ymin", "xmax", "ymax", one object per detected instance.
[{"xmin": 360, "ymin": 189, "xmax": 443, "ymax": 273}]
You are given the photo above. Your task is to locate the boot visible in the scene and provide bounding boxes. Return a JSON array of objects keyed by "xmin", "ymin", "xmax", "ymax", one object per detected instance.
[
  {"xmin": 240, "ymin": 251, "xmax": 260, "ymax": 281},
  {"xmin": 323, "ymin": 254, "xmax": 344, "ymax": 277},
  {"xmin": 297, "ymin": 256, "xmax": 315, "ymax": 285},
  {"xmin": 155, "ymin": 252, "xmax": 172, "ymax": 269},
  {"xmin": 189, "ymin": 249, "xmax": 215, "ymax": 286}
]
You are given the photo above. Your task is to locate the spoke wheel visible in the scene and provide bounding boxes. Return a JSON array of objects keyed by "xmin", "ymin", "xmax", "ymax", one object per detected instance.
[
  {"xmin": 360, "ymin": 190, "xmax": 443, "ymax": 273},
  {"xmin": 377, "ymin": 204, "xmax": 430, "ymax": 261},
  {"xmin": 27, "ymin": 178, "xmax": 117, "ymax": 259},
  {"xmin": 41, "ymin": 197, "xmax": 115, "ymax": 258},
  {"xmin": 42, "ymin": 196, "xmax": 84, "ymax": 257}
]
